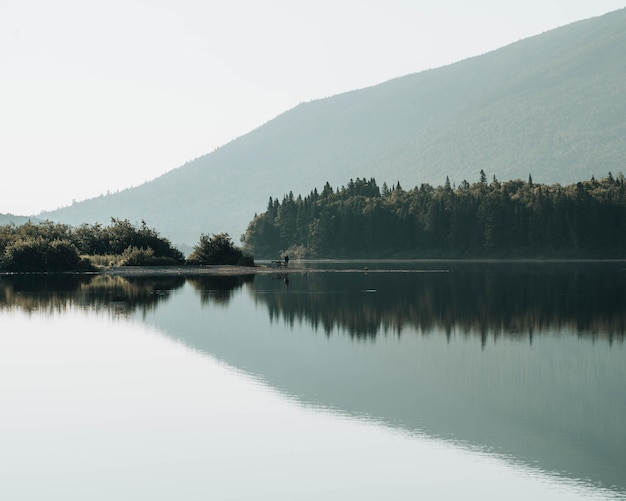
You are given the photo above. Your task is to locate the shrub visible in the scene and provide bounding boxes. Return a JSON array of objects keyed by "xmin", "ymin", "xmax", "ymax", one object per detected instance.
[
  {"xmin": 119, "ymin": 246, "xmax": 182, "ymax": 266},
  {"xmin": 120, "ymin": 246, "xmax": 155, "ymax": 266},
  {"xmin": 2, "ymin": 238, "xmax": 47, "ymax": 271},
  {"xmin": 187, "ymin": 233, "xmax": 254, "ymax": 266},
  {"xmin": 238, "ymin": 253, "xmax": 255, "ymax": 267},
  {"xmin": 1, "ymin": 238, "xmax": 88, "ymax": 272},
  {"xmin": 47, "ymin": 239, "xmax": 82, "ymax": 271},
  {"xmin": 0, "ymin": 220, "xmax": 184, "ymax": 270},
  {"xmin": 83, "ymin": 254, "xmax": 124, "ymax": 267},
  {"xmin": 104, "ymin": 219, "xmax": 185, "ymax": 263}
]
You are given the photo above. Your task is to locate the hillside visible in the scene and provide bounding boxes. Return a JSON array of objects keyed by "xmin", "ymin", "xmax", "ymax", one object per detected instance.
[
  {"xmin": 0, "ymin": 214, "xmax": 41, "ymax": 226},
  {"xmin": 41, "ymin": 8, "xmax": 626, "ymax": 245}
]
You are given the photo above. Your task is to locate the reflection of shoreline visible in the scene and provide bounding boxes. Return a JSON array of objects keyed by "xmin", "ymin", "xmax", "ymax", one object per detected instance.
[
  {"xmin": 0, "ymin": 265, "xmax": 263, "ymax": 278},
  {"xmin": 250, "ymin": 264, "xmax": 626, "ymax": 343},
  {"xmin": 0, "ymin": 275, "xmax": 186, "ymax": 316},
  {"xmin": 100, "ymin": 265, "xmax": 261, "ymax": 277},
  {"xmin": 0, "ymin": 265, "xmax": 448, "ymax": 277},
  {"xmin": 0, "ymin": 272, "xmax": 256, "ymax": 315},
  {"xmin": 4, "ymin": 258, "xmax": 625, "ymax": 276},
  {"xmin": 151, "ymin": 280, "xmax": 626, "ymax": 495},
  {"xmin": 187, "ymin": 275, "xmax": 254, "ymax": 305},
  {"xmin": 2, "ymin": 270, "xmax": 625, "ymax": 494},
  {"xmin": 3, "ymin": 262, "xmax": 626, "ymax": 343}
]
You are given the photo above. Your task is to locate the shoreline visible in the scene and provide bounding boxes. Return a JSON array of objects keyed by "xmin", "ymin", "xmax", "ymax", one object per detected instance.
[
  {"xmin": 0, "ymin": 265, "xmax": 273, "ymax": 277},
  {"xmin": 103, "ymin": 265, "xmax": 267, "ymax": 277},
  {"xmin": 1, "ymin": 258, "xmax": 625, "ymax": 277}
]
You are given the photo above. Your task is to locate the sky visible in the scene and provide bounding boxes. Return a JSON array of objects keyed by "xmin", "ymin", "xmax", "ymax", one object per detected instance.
[{"xmin": 1, "ymin": 0, "xmax": 625, "ymax": 216}]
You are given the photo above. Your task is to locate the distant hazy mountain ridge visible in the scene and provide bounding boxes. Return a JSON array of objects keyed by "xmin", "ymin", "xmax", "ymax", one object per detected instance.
[
  {"xmin": 40, "ymin": 8, "xmax": 626, "ymax": 245},
  {"xmin": 0, "ymin": 214, "xmax": 41, "ymax": 226}
]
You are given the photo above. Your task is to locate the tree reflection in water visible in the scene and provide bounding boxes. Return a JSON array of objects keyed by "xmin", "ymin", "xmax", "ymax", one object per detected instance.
[
  {"xmin": 0, "ymin": 262, "xmax": 624, "ymax": 344},
  {"xmin": 0, "ymin": 273, "xmax": 256, "ymax": 316},
  {"xmin": 0, "ymin": 275, "xmax": 185, "ymax": 317},
  {"xmin": 249, "ymin": 262, "xmax": 626, "ymax": 344},
  {"xmin": 187, "ymin": 275, "xmax": 255, "ymax": 306},
  {"xmin": 1, "ymin": 263, "xmax": 624, "ymax": 494}
]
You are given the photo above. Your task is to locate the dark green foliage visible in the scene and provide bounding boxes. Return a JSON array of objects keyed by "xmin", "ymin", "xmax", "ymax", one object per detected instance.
[
  {"xmin": 0, "ymin": 221, "xmax": 89, "ymax": 272},
  {"xmin": 119, "ymin": 246, "xmax": 183, "ymax": 266},
  {"xmin": 242, "ymin": 174, "xmax": 626, "ymax": 259},
  {"xmin": 1, "ymin": 238, "xmax": 87, "ymax": 272},
  {"xmin": 68, "ymin": 219, "xmax": 184, "ymax": 263},
  {"xmin": 0, "ymin": 219, "xmax": 184, "ymax": 271},
  {"xmin": 47, "ymin": 239, "xmax": 84, "ymax": 271},
  {"xmin": 2, "ymin": 238, "xmax": 47, "ymax": 271},
  {"xmin": 72, "ymin": 223, "xmax": 109, "ymax": 255},
  {"xmin": 187, "ymin": 233, "xmax": 254, "ymax": 266},
  {"xmin": 100, "ymin": 219, "xmax": 185, "ymax": 262}
]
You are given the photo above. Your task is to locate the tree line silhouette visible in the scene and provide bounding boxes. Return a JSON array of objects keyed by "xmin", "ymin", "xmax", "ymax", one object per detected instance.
[
  {"xmin": 242, "ymin": 172, "xmax": 626, "ymax": 258},
  {"xmin": 0, "ymin": 219, "xmax": 251, "ymax": 271}
]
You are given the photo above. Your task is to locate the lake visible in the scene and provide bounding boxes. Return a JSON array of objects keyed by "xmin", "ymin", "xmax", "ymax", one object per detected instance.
[{"xmin": 0, "ymin": 261, "xmax": 624, "ymax": 500}]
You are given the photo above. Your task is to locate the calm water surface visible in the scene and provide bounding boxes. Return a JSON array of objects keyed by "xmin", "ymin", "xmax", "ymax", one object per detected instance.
[{"xmin": 0, "ymin": 262, "xmax": 624, "ymax": 500}]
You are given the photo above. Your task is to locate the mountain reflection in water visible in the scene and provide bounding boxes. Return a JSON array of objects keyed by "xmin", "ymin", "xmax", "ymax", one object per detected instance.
[{"xmin": 0, "ymin": 261, "xmax": 624, "ymax": 496}]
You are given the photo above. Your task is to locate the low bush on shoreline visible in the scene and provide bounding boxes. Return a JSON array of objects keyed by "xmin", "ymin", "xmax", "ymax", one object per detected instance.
[
  {"xmin": 187, "ymin": 233, "xmax": 254, "ymax": 266},
  {"xmin": 0, "ymin": 221, "xmax": 254, "ymax": 272}
]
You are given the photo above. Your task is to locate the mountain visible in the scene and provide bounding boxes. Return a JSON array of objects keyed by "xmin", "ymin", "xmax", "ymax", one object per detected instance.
[
  {"xmin": 41, "ymin": 9, "xmax": 626, "ymax": 246},
  {"xmin": 0, "ymin": 214, "xmax": 41, "ymax": 226}
]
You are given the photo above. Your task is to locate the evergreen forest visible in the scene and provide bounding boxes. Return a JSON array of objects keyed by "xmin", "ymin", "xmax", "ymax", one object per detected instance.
[{"xmin": 241, "ymin": 173, "xmax": 626, "ymax": 259}]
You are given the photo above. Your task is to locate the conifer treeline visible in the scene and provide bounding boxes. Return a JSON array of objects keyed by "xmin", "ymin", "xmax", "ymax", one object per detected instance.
[{"xmin": 241, "ymin": 173, "xmax": 626, "ymax": 258}]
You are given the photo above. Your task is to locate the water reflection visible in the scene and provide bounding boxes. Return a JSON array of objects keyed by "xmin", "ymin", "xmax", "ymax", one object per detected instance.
[
  {"xmin": 187, "ymin": 274, "xmax": 255, "ymax": 305},
  {"xmin": 0, "ymin": 275, "xmax": 185, "ymax": 316},
  {"xmin": 2, "ymin": 262, "xmax": 624, "ymax": 343},
  {"xmin": 0, "ymin": 264, "xmax": 625, "ymax": 496},
  {"xmin": 251, "ymin": 262, "xmax": 626, "ymax": 343},
  {"xmin": 0, "ymin": 272, "xmax": 256, "ymax": 316}
]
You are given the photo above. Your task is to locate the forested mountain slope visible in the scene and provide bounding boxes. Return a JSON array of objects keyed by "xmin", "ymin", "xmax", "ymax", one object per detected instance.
[{"xmin": 41, "ymin": 9, "xmax": 626, "ymax": 245}]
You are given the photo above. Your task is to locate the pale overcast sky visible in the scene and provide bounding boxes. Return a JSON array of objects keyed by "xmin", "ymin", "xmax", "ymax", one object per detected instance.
[{"xmin": 1, "ymin": 0, "xmax": 624, "ymax": 215}]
